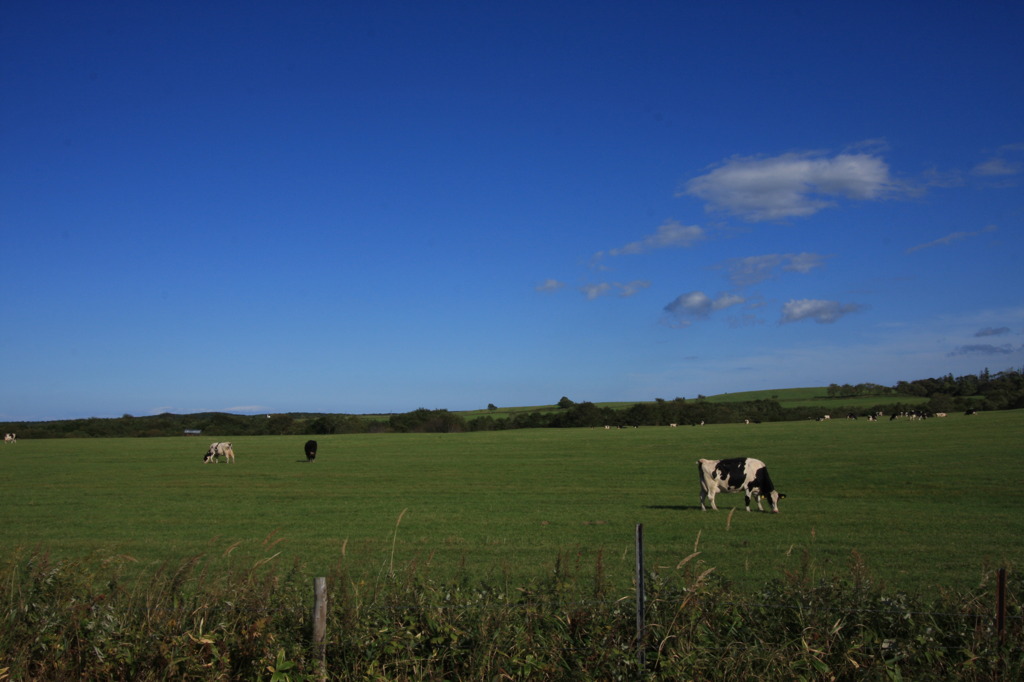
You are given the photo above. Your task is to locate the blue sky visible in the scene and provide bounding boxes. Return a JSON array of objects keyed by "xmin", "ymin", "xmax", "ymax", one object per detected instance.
[{"xmin": 2, "ymin": 1, "xmax": 1022, "ymax": 421}]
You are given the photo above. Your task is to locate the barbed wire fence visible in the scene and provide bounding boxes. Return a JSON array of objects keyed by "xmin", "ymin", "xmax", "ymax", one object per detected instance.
[{"xmin": 304, "ymin": 524, "xmax": 1019, "ymax": 676}]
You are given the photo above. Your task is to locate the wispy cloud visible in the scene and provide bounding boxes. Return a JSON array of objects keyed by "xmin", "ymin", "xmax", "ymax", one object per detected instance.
[
  {"xmin": 780, "ymin": 299, "xmax": 865, "ymax": 324},
  {"xmin": 906, "ymin": 225, "xmax": 997, "ymax": 253},
  {"xmin": 681, "ymin": 150, "xmax": 904, "ymax": 222},
  {"xmin": 597, "ymin": 220, "xmax": 705, "ymax": 259},
  {"xmin": 971, "ymin": 157, "xmax": 1021, "ymax": 176},
  {"xmin": 227, "ymin": 405, "xmax": 270, "ymax": 414},
  {"xmin": 582, "ymin": 280, "xmax": 650, "ymax": 300},
  {"xmin": 974, "ymin": 326, "xmax": 1011, "ymax": 337},
  {"xmin": 663, "ymin": 291, "xmax": 745, "ymax": 326},
  {"xmin": 618, "ymin": 280, "xmax": 651, "ymax": 297},
  {"xmin": 723, "ymin": 252, "xmax": 829, "ymax": 286},
  {"xmin": 535, "ymin": 279, "xmax": 565, "ymax": 293},
  {"xmin": 948, "ymin": 344, "xmax": 1018, "ymax": 356},
  {"xmin": 970, "ymin": 144, "xmax": 1023, "ymax": 186}
]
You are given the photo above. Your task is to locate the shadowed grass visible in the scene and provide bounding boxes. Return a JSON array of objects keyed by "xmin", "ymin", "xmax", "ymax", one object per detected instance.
[{"xmin": 0, "ymin": 546, "xmax": 1019, "ymax": 680}]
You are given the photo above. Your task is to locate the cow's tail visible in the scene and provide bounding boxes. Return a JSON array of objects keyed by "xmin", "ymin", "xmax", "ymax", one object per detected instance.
[{"xmin": 697, "ymin": 460, "xmax": 709, "ymax": 484}]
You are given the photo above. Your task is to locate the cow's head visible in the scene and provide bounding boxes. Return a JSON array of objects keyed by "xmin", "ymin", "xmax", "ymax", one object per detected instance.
[{"xmin": 768, "ymin": 491, "xmax": 786, "ymax": 513}]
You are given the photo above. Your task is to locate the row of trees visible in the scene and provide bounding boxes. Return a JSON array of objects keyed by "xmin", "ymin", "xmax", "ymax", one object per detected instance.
[
  {"xmin": 893, "ymin": 367, "xmax": 1024, "ymax": 408},
  {"xmin": 3, "ymin": 368, "xmax": 1021, "ymax": 439}
]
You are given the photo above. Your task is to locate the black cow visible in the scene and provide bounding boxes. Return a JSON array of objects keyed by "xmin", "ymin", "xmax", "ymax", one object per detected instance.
[{"xmin": 304, "ymin": 440, "xmax": 318, "ymax": 462}]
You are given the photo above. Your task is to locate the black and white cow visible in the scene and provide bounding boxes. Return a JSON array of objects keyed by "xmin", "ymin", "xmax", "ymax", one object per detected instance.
[
  {"xmin": 203, "ymin": 442, "xmax": 235, "ymax": 463},
  {"xmin": 304, "ymin": 439, "xmax": 318, "ymax": 462},
  {"xmin": 697, "ymin": 457, "xmax": 785, "ymax": 513}
]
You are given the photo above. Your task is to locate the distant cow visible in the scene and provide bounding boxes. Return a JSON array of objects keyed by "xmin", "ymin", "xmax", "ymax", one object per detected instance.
[
  {"xmin": 304, "ymin": 440, "xmax": 318, "ymax": 462},
  {"xmin": 203, "ymin": 442, "xmax": 235, "ymax": 463},
  {"xmin": 4, "ymin": 433, "xmax": 15, "ymax": 444},
  {"xmin": 697, "ymin": 457, "xmax": 785, "ymax": 513}
]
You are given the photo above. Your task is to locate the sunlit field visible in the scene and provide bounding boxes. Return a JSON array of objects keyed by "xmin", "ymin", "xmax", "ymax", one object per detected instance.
[{"xmin": 2, "ymin": 410, "xmax": 1020, "ymax": 594}]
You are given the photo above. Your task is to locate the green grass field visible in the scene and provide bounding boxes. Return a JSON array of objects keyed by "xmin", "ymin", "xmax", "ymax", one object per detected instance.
[{"xmin": 2, "ymin": 410, "xmax": 1021, "ymax": 595}]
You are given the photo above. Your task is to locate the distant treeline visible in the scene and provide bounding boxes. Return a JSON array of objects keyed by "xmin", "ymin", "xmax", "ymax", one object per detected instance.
[{"xmin": 4, "ymin": 369, "xmax": 1022, "ymax": 439}]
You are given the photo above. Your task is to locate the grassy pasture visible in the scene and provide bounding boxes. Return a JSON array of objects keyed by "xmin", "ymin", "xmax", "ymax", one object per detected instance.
[{"xmin": 1, "ymin": 410, "xmax": 1020, "ymax": 594}]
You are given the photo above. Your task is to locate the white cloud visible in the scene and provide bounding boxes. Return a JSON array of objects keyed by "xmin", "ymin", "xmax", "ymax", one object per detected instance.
[
  {"xmin": 226, "ymin": 405, "xmax": 270, "ymax": 413},
  {"xmin": 535, "ymin": 278, "xmax": 565, "ymax": 293},
  {"xmin": 906, "ymin": 225, "xmax": 997, "ymax": 253},
  {"xmin": 582, "ymin": 280, "xmax": 651, "ymax": 299},
  {"xmin": 784, "ymin": 252, "xmax": 828, "ymax": 274},
  {"xmin": 724, "ymin": 252, "xmax": 828, "ymax": 286},
  {"xmin": 682, "ymin": 151, "xmax": 903, "ymax": 222},
  {"xmin": 601, "ymin": 219, "xmax": 706, "ymax": 258},
  {"xmin": 971, "ymin": 157, "xmax": 1021, "ymax": 176},
  {"xmin": 581, "ymin": 283, "xmax": 612, "ymax": 300},
  {"xmin": 663, "ymin": 290, "xmax": 745, "ymax": 325},
  {"xmin": 713, "ymin": 293, "xmax": 745, "ymax": 311},
  {"xmin": 618, "ymin": 280, "xmax": 651, "ymax": 297},
  {"xmin": 780, "ymin": 299, "xmax": 865, "ymax": 324}
]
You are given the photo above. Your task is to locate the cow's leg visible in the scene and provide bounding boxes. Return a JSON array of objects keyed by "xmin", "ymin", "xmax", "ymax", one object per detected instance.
[{"xmin": 744, "ymin": 492, "xmax": 752, "ymax": 511}]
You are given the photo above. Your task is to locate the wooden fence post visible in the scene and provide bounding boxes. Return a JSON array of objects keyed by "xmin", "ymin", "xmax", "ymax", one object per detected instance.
[
  {"xmin": 636, "ymin": 523, "xmax": 646, "ymax": 671},
  {"xmin": 996, "ymin": 567, "xmax": 1006, "ymax": 645},
  {"xmin": 313, "ymin": 577, "xmax": 327, "ymax": 678}
]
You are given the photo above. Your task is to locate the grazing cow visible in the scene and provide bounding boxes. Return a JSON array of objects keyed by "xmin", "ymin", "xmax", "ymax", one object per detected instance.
[
  {"xmin": 203, "ymin": 442, "xmax": 235, "ymax": 463},
  {"xmin": 304, "ymin": 439, "xmax": 318, "ymax": 462},
  {"xmin": 4, "ymin": 433, "xmax": 15, "ymax": 444},
  {"xmin": 965, "ymin": 409, "xmax": 977, "ymax": 416},
  {"xmin": 697, "ymin": 457, "xmax": 785, "ymax": 513}
]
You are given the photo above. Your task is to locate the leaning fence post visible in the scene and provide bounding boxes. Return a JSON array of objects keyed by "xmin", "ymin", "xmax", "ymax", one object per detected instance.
[
  {"xmin": 313, "ymin": 577, "xmax": 327, "ymax": 675},
  {"xmin": 636, "ymin": 523, "xmax": 646, "ymax": 671}
]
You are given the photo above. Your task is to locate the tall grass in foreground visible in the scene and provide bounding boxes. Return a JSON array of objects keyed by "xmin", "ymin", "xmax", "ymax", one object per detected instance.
[{"xmin": 1, "ymin": 549, "xmax": 1019, "ymax": 680}]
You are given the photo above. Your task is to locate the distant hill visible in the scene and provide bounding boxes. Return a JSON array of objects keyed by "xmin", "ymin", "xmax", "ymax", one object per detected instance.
[
  {"xmin": 698, "ymin": 387, "xmax": 930, "ymax": 410},
  {"xmin": 0, "ymin": 381, "xmax": 998, "ymax": 439},
  {"xmin": 457, "ymin": 387, "xmax": 929, "ymax": 419}
]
